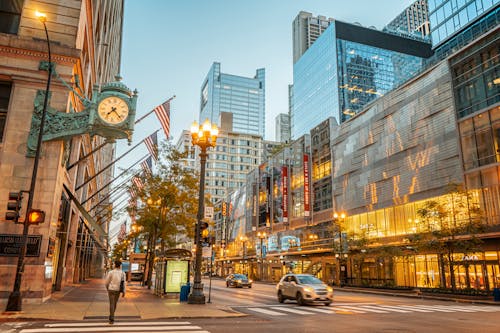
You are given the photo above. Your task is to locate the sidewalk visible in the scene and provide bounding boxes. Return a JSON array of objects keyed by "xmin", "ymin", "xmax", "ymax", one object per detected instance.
[{"xmin": 0, "ymin": 278, "xmax": 244, "ymax": 321}]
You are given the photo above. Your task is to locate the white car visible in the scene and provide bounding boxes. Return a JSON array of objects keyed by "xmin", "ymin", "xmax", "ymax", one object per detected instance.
[{"xmin": 276, "ymin": 274, "xmax": 333, "ymax": 306}]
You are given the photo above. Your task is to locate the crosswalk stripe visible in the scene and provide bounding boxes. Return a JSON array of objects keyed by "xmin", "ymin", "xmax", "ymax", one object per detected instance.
[
  {"xmin": 376, "ymin": 305, "xmax": 412, "ymax": 313},
  {"xmin": 270, "ymin": 307, "xmax": 314, "ymax": 315},
  {"xmin": 302, "ymin": 307, "xmax": 335, "ymax": 314},
  {"xmin": 467, "ymin": 306, "xmax": 500, "ymax": 312},
  {"xmin": 45, "ymin": 322, "xmax": 192, "ymax": 328},
  {"xmin": 331, "ymin": 306, "xmax": 367, "ymax": 313},
  {"xmin": 20, "ymin": 326, "xmax": 202, "ymax": 333},
  {"xmin": 357, "ymin": 305, "xmax": 390, "ymax": 313},
  {"xmin": 408, "ymin": 305, "xmax": 455, "ymax": 312},
  {"xmin": 434, "ymin": 305, "xmax": 476, "ymax": 312},
  {"xmin": 247, "ymin": 308, "xmax": 287, "ymax": 316},
  {"xmin": 398, "ymin": 305, "xmax": 433, "ymax": 312}
]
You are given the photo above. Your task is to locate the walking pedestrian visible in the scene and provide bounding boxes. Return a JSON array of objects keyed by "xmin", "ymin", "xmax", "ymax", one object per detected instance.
[{"xmin": 105, "ymin": 260, "xmax": 126, "ymax": 324}]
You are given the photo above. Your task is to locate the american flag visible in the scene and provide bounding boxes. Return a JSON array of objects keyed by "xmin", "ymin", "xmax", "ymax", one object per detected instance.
[
  {"xmin": 153, "ymin": 100, "xmax": 171, "ymax": 139},
  {"xmin": 129, "ymin": 187, "xmax": 137, "ymax": 199},
  {"xmin": 117, "ymin": 222, "xmax": 127, "ymax": 242},
  {"xmin": 141, "ymin": 156, "xmax": 153, "ymax": 176},
  {"xmin": 144, "ymin": 132, "xmax": 158, "ymax": 161},
  {"xmin": 132, "ymin": 176, "xmax": 143, "ymax": 191}
]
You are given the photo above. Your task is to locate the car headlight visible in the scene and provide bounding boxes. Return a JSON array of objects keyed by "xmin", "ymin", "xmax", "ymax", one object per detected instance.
[
  {"xmin": 249, "ymin": 279, "xmax": 253, "ymax": 283},
  {"xmin": 303, "ymin": 287, "xmax": 313, "ymax": 293},
  {"xmin": 327, "ymin": 287, "xmax": 333, "ymax": 292},
  {"xmin": 236, "ymin": 280, "xmax": 242, "ymax": 283}
]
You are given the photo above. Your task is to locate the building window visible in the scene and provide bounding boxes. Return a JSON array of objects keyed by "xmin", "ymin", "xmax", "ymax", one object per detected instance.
[
  {"xmin": 0, "ymin": 82, "xmax": 13, "ymax": 142},
  {"xmin": 0, "ymin": 0, "xmax": 24, "ymax": 34}
]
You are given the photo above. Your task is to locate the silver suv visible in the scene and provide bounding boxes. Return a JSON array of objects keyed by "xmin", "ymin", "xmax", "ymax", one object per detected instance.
[{"xmin": 276, "ymin": 274, "xmax": 333, "ymax": 306}]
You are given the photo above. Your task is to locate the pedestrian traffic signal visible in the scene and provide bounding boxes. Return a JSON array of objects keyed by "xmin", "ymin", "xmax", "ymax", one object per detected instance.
[
  {"xmin": 200, "ymin": 221, "xmax": 209, "ymax": 244},
  {"xmin": 28, "ymin": 209, "xmax": 45, "ymax": 224},
  {"xmin": 5, "ymin": 192, "xmax": 23, "ymax": 222}
]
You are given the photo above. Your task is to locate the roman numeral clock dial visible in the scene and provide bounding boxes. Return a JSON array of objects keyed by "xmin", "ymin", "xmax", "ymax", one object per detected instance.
[{"xmin": 97, "ymin": 96, "xmax": 130, "ymax": 125}]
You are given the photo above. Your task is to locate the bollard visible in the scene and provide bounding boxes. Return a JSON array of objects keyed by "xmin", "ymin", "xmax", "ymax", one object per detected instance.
[{"xmin": 493, "ymin": 288, "xmax": 500, "ymax": 302}]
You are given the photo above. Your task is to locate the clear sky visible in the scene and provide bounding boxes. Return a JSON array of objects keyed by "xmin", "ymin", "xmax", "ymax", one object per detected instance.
[
  {"xmin": 119, "ymin": 0, "xmax": 415, "ymax": 144},
  {"xmin": 111, "ymin": 0, "xmax": 416, "ymax": 237}
]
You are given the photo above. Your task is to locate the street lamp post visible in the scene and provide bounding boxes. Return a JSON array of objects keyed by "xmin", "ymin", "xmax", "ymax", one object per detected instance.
[
  {"xmin": 257, "ymin": 231, "xmax": 267, "ymax": 281},
  {"xmin": 333, "ymin": 212, "xmax": 347, "ymax": 287},
  {"xmin": 240, "ymin": 236, "xmax": 247, "ymax": 275},
  {"xmin": 188, "ymin": 119, "xmax": 218, "ymax": 304},
  {"xmin": 6, "ymin": 11, "xmax": 52, "ymax": 312}
]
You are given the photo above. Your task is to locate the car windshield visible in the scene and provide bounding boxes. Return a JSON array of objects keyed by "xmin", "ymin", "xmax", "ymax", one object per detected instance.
[
  {"xmin": 297, "ymin": 275, "xmax": 323, "ymax": 284},
  {"xmin": 233, "ymin": 274, "xmax": 247, "ymax": 279}
]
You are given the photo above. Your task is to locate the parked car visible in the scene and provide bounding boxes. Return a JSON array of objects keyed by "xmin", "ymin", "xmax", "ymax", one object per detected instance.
[
  {"xmin": 226, "ymin": 274, "xmax": 252, "ymax": 288},
  {"xmin": 276, "ymin": 273, "xmax": 333, "ymax": 306},
  {"xmin": 130, "ymin": 271, "xmax": 144, "ymax": 281}
]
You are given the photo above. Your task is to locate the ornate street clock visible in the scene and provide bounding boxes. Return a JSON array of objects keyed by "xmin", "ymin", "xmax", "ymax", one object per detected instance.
[
  {"xmin": 89, "ymin": 76, "xmax": 137, "ymax": 143},
  {"xmin": 27, "ymin": 74, "xmax": 138, "ymax": 156}
]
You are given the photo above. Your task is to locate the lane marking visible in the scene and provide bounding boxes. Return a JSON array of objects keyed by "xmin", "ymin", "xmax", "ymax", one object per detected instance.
[{"xmin": 246, "ymin": 307, "xmax": 287, "ymax": 316}]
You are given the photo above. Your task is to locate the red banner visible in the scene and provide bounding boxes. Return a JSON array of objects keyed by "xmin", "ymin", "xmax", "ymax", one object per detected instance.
[
  {"xmin": 303, "ymin": 154, "xmax": 310, "ymax": 216},
  {"xmin": 282, "ymin": 166, "xmax": 288, "ymax": 223}
]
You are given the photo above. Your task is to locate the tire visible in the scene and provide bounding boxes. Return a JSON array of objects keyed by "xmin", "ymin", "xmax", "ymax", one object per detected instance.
[
  {"xmin": 296, "ymin": 292, "xmax": 305, "ymax": 306},
  {"xmin": 248, "ymin": 285, "xmax": 252, "ymax": 288},
  {"xmin": 324, "ymin": 301, "xmax": 332, "ymax": 306},
  {"xmin": 277, "ymin": 290, "xmax": 285, "ymax": 303}
]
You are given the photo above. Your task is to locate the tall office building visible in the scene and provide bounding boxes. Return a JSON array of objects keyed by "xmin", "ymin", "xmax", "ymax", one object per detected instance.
[
  {"xmin": 275, "ymin": 113, "xmax": 291, "ymax": 143},
  {"xmin": 429, "ymin": 0, "xmax": 499, "ymax": 48},
  {"xmin": 174, "ymin": 130, "xmax": 196, "ymax": 172},
  {"xmin": 204, "ymin": 113, "xmax": 264, "ymax": 205},
  {"xmin": 292, "ymin": 11, "xmax": 334, "ymax": 63},
  {"xmin": 200, "ymin": 62, "xmax": 265, "ymax": 137},
  {"xmin": 384, "ymin": 0, "xmax": 430, "ymax": 39},
  {"xmin": 291, "ymin": 19, "xmax": 433, "ymax": 139}
]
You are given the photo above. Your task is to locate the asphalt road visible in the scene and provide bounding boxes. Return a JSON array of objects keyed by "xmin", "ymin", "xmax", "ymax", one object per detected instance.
[{"xmin": 3, "ymin": 279, "xmax": 500, "ymax": 333}]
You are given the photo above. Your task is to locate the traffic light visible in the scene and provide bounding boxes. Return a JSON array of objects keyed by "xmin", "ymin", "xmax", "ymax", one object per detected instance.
[
  {"xmin": 28, "ymin": 209, "xmax": 45, "ymax": 224},
  {"xmin": 5, "ymin": 192, "xmax": 23, "ymax": 222},
  {"xmin": 200, "ymin": 221, "xmax": 209, "ymax": 245}
]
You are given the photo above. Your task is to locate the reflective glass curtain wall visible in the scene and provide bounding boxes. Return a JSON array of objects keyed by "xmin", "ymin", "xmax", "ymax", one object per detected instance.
[
  {"xmin": 292, "ymin": 24, "xmax": 339, "ymax": 139},
  {"xmin": 199, "ymin": 62, "xmax": 265, "ymax": 137},
  {"xmin": 428, "ymin": 0, "xmax": 500, "ymax": 47}
]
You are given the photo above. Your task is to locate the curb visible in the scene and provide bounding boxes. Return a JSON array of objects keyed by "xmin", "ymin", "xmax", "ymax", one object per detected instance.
[{"xmin": 337, "ymin": 287, "xmax": 500, "ymax": 306}]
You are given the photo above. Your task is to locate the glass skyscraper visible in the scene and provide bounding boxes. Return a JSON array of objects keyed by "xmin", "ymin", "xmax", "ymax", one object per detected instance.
[
  {"xmin": 200, "ymin": 62, "xmax": 265, "ymax": 137},
  {"xmin": 292, "ymin": 20, "xmax": 433, "ymax": 139},
  {"xmin": 428, "ymin": 0, "xmax": 499, "ymax": 47}
]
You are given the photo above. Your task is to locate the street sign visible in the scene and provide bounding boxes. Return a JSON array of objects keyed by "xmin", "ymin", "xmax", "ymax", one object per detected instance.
[
  {"xmin": 0, "ymin": 234, "xmax": 42, "ymax": 257},
  {"xmin": 204, "ymin": 206, "xmax": 214, "ymax": 220}
]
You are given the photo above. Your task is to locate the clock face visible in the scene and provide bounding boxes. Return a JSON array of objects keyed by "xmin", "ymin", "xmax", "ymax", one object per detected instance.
[{"xmin": 97, "ymin": 96, "xmax": 129, "ymax": 125}]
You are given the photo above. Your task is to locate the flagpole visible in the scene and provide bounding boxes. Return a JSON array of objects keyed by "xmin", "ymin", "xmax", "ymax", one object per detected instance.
[
  {"xmin": 81, "ymin": 154, "xmax": 148, "ymax": 205},
  {"xmin": 67, "ymin": 95, "xmax": 173, "ymax": 171},
  {"xmin": 89, "ymin": 184, "xmax": 129, "ymax": 212},
  {"xmin": 94, "ymin": 194, "xmax": 129, "ymax": 218},
  {"xmin": 75, "ymin": 131, "xmax": 159, "ymax": 191},
  {"xmin": 134, "ymin": 95, "xmax": 175, "ymax": 124}
]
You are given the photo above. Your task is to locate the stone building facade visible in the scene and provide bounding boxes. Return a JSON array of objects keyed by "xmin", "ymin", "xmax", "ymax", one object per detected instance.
[{"xmin": 0, "ymin": 0, "xmax": 123, "ymax": 302}]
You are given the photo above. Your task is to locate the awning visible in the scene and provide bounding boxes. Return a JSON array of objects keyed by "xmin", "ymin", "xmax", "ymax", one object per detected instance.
[{"xmin": 63, "ymin": 184, "xmax": 107, "ymax": 252}]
